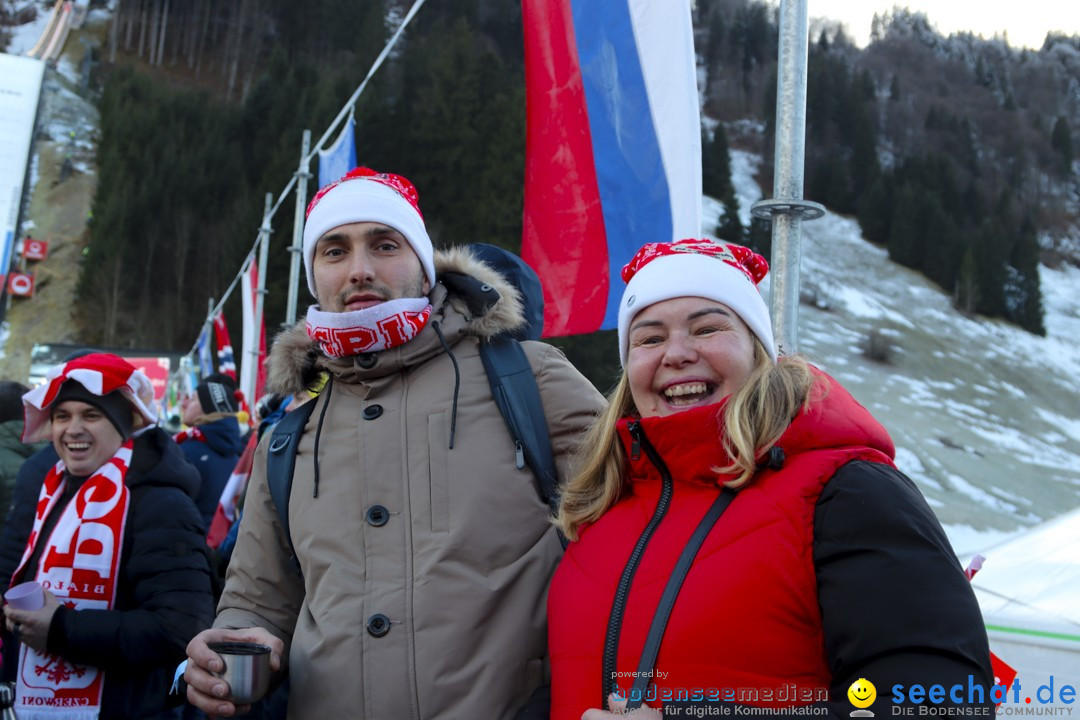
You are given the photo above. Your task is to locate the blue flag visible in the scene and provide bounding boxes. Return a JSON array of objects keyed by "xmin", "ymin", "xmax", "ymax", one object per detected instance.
[
  {"xmin": 318, "ymin": 114, "xmax": 358, "ymax": 188},
  {"xmin": 196, "ymin": 325, "xmax": 214, "ymax": 377}
]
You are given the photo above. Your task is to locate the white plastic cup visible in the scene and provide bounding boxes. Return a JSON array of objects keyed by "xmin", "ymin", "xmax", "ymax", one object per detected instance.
[{"xmin": 4, "ymin": 581, "xmax": 44, "ymax": 611}]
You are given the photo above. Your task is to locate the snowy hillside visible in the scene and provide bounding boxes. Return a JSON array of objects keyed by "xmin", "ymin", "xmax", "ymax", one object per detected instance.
[{"xmin": 709, "ymin": 148, "xmax": 1080, "ymax": 555}]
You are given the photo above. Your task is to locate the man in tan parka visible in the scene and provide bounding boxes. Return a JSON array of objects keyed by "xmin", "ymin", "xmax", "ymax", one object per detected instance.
[{"xmin": 183, "ymin": 168, "xmax": 604, "ymax": 719}]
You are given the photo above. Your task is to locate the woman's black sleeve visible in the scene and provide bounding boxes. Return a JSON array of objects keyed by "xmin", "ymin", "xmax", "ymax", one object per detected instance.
[{"xmin": 813, "ymin": 460, "xmax": 994, "ymax": 714}]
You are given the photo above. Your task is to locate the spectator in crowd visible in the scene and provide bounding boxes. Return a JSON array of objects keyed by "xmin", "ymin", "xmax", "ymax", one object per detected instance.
[
  {"xmin": 0, "ymin": 381, "xmax": 45, "ymax": 520},
  {"xmin": 176, "ymin": 373, "xmax": 246, "ymax": 530},
  {"xmin": 183, "ymin": 167, "xmax": 604, "ymax": 719},
  {"xmin": 548, "ymin": 239, "xmax": 993, "ymax": 719},
  {"xmin": 2, "ymin": 353, "xmax": 214, "ymax": 719}
]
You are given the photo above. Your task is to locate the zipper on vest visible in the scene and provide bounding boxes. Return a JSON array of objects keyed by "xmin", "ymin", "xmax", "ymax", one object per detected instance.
[{"xmin": 600, "ymin": 421, "xmax": 674, "ymax": 709}]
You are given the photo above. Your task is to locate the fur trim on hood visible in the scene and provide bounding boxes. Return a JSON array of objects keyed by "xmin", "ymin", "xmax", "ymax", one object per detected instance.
[{"xmin": 266, "ymin": 246, "xmax": 528, "ymax": 396}]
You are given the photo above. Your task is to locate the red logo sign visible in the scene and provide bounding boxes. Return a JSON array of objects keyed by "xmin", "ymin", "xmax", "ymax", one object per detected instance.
[
  {"xmin": 124, "ymin": 357, "xmax": 172, "ymax": 404},
  {"xmin": 23, "ymin": 238, "xmax": 48, "ymax": 261},
  {"xmin": 8, "ymin": 273, "xmax": 35, "ymax": 297}
]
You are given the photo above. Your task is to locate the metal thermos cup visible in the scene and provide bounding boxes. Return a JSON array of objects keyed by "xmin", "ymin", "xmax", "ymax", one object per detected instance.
[
  {"xmin": 206, "ymin": 642, "xmax": 272, "ymax": 705},
  {"xmin": 1, "ymin": 682, "xmax": 19, "ymax": 720}
]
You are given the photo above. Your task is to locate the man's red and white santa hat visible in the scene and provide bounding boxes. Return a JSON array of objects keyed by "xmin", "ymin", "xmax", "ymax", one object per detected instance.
[
  {"xmin": 22, "ymin": 353, "xmax": 158, "ymax": 442},
  {"xmin": 302, "ymin": 167, "xmax": 435, "ymax": 298}
]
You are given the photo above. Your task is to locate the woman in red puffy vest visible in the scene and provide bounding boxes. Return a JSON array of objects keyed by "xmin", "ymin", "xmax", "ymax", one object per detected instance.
[{"xmin": 549, "ymin": 240, "xmax": 993, "ymax": 720}]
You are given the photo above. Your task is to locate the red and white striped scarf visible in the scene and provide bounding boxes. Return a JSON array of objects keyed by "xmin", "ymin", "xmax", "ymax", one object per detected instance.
[
  {"xmin": 306, "ymin": 298, "xmax": 432, "ymax": 358},
  {"xmin": 11, "ymin": 441, "xmax": 133, "ymax": 720},
  {"xmin": 173, "ymin": 427, "xmax": 206, "ymax": 444}
]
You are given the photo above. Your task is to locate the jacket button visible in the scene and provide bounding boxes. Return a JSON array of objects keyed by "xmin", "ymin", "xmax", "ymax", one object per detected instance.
[
  {"xmin": 362, "ymin": 404, "xmax": 383, "ymax": 420},
  {"xmin": 367, "ymin": 614, "xmax": 391, "ymax": 637},
  {"xmin": 358, "ymin": 353, "xmax": 377, "ymax": 369},
  {"xmin": 366, "ymin": 505, "xmax": 390, "ymax": 527}
]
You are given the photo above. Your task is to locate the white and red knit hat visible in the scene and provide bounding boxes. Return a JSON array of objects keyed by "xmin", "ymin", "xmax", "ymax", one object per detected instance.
[
  {"xmin": 617, "ymin": 238, "xmax": 776, "ymax": 367},
  {"xmin": 22, "ymin": 353, "xmax": 158, "ymax": 442},
  {"xmin": 302, "ymin": 167, "xmax": 435, "ymax": 298}
]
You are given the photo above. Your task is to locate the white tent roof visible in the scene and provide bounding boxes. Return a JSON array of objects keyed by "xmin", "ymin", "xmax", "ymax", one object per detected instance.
[{"xmin": 970, "ymin": 507, "xmax": 1080, "ymax": 677}]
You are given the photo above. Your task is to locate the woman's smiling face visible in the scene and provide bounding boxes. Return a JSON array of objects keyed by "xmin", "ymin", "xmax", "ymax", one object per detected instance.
[{"xmin": 626, "ymin": 296, "xmax": 757, "ymax": 419}]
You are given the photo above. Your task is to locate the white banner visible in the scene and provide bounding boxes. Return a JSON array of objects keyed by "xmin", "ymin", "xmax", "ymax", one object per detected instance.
[
  {"xmin": 239, "ymin": 254, "xmax": 263, "ymax": 405},
  {"xmin": 0, "ymin": 54, "xmax": 46, "ymax": 282}
]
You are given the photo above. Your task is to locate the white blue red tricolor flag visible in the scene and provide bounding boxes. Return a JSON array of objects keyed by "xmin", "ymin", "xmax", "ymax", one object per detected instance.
[{"xmin": 522, "ymin": 0, "xmax": 702, "ymax": 337}]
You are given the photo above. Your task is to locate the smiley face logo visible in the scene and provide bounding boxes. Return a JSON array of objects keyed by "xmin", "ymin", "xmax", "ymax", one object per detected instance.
[{"xmin": 848, "ymin": 678, "xmax": 876, "ymax": 709}]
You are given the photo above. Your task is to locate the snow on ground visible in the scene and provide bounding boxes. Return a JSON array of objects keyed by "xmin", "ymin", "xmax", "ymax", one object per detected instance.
[
  {"xmin": 710, "ymin": 147, "xmax": 1080, "ymax": 554},
  {"xmin": 4, "ymin": 4, "xmax": 55, "ymax": 56}
]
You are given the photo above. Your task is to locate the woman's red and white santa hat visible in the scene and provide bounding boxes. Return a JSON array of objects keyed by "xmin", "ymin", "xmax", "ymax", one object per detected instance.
[
  {"xmin": 617, "ymin": 238, "xmax": 777, "ymax": 367},
  {"xmin": 302, "ymin": 167, "xmax": 435, "ymax": 299},
  {"xmin": 22, "ymin": 353, "xmax": 158, "ymax": 442}
]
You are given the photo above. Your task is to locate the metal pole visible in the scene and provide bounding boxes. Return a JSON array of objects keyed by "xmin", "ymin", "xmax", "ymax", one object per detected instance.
[
  {"xmin": 253, "ymin": 193, "xmax": 272, "ymax": 397},
  {"xmin": 286, "ymin": 129, "xmax": 312, "ymax": 326},
  {"xmin": 750, "ymin": 0, "xmax": 824, "ymax": 357}
]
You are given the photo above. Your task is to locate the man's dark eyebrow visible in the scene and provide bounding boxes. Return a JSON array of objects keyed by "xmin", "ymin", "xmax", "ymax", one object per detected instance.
[
  {"xmin": 363, "ymin": 224, "xmax": 401, "ymax": 237},
  {"xmin": 317, "ymin": 225, "xmax": 403, "ymax": 248},
  {"xmin": 317, "ymin": 231, "xmax": 348, "ymax": 247}
]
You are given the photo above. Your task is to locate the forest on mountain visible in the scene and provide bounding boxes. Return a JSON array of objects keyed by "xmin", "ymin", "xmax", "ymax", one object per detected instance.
[{"xmin": 79, "ymin": 0, "xmax": 1079, "ymax": 386}]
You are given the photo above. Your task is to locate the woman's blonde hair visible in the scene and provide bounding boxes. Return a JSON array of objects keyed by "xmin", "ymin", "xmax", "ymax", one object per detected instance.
[{"xmin": 556, "ymin": 341, "xmax": 817, "ymax": 541}]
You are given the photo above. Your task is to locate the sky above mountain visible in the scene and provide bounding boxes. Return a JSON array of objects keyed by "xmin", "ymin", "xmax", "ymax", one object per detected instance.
[{"xmin": 807, "ymin": 0, "xmax": 1080, "ymax": 50}]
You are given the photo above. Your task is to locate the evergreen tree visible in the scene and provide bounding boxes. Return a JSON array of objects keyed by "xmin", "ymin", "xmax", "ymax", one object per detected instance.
[
  {"xmin": 887, "ymin": 184, "xmax": 922, "ymax": 269},
  {"xmin": 1051, "ymin": 116, "xmax": 1074, "ymax": 175},
  {"xmin": 702, "ymin": 124, "xmax": 744, "ymax": 242},
  {"xmin": 746, "ymin": 217, "xmax": 771, "ymax": 259},
  {"xmin": 857, "ymin": 175, "xmax": 893, "ymax": 246},
  {"xmin": 955, "ymin": 243, "xmax": 978, "ymax": 315},
  {"xmin": 702, "ymin": 124, "xmax": 734, "ymax": 200},
  {"xmin": 1006, "ymin": 216, "xmax": 1046, "ymax": 334},
  {"xmin": 716, "ymin": 193, "xmax": 745, "ymax": 244}
]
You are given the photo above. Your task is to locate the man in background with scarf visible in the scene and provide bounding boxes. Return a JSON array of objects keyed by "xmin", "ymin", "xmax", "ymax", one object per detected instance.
[{"xmin": 2, "ymin": 353, "xmax": 214, "ymax": 719}]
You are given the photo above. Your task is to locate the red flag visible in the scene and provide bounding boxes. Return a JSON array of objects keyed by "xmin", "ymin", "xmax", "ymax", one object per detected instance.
[{"xmin": 206, "ymin": 431, "xmax": 258, "ymax": 548}]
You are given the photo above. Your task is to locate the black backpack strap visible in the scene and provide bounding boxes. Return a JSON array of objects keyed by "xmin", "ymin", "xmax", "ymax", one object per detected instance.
[
  {"xmin": 623, "ymin": 488, "xmax": 737, "ymax": 710},
  {"xmin": 479, "ymin": 337, "xmax": 562, "ymax": 535},
  {"xmin": 266, "ymin": 397, "xmax": 318, "ymax": 573}
]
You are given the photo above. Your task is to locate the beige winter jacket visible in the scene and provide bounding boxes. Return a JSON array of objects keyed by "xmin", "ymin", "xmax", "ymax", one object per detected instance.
[{"xmin": 216, "ymin": 247, "xmax": 605, "ymax": 719}]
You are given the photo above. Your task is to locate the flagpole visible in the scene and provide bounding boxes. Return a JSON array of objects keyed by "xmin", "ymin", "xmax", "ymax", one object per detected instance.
[
  {"xmin": 286, "ymin": 129, "xmax": 312, "ymax": 327},
  {"xmin": 750, "ymin": 0, "xmax": 824, "ymax": 356}
]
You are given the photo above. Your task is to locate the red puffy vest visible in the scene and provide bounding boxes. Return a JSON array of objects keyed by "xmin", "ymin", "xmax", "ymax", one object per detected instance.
[{"xmin": 549, "ymin": 372, "xmax": 895, "ymax": 719}]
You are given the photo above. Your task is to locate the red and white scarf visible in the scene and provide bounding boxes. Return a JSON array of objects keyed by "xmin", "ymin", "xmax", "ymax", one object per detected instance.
[
  {"xmin": 306, "ymin": 298, "xmax": 432, "ymax": 358},
  {"xmin": 173, "ymin": 427, "xmax": 206, "ymax": 444},
  {"xmin": 11, "ymin": 441, "xmax": 133, "ymax": 720}
]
